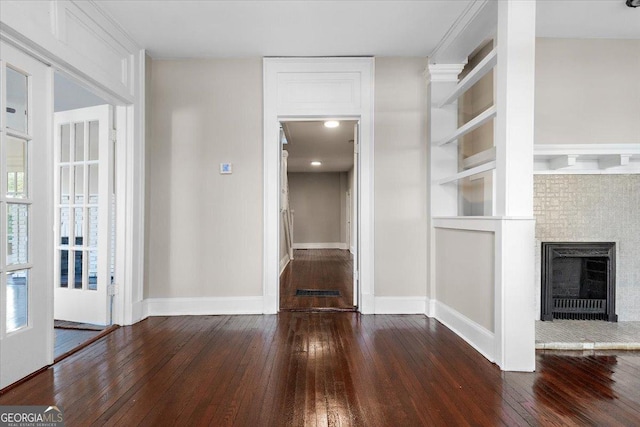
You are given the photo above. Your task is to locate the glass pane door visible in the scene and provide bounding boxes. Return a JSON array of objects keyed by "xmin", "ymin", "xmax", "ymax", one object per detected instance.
[
  {"xmin": 0, "ymin": 41, "xmax": 53, "ymax": 389},
  {"xmin": 54, "ymin": 105, "xmax": 112, "ymax": 326}
]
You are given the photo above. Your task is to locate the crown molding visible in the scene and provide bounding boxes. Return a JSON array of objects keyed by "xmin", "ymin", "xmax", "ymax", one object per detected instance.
[{"xmin": 425, "ymin": 63, "xmax": 465, "ymax": 83}]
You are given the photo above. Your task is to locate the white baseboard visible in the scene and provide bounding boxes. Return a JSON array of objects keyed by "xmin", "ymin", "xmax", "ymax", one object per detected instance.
[
  {"xmin": 280, "ymin": 254, "xmax": 290, "ymax": 275},
  {"xmin": 131, "ymin": 300, "xmax": 147, "ymax": 324},
  {"xmin": 360, "ymin": 292, "xmax": 375, "ymax": 314},
  {"xmin": 374, "ymin": 296, "xmax": 427, "ymax": 314},
  {"xmin": 434, "ymin": 301, "xmax": 495, "ymax": 362},
  {"xmin": 293, "ymin": 242, "xmax": 348, "ymax": 250},
  {"xmin": 425, "ymin": 298, "xmax": 436, "ymax": 317},
  {"xmin": 144, "ymin": 296, "xmax": 264, "ymax": 316}
]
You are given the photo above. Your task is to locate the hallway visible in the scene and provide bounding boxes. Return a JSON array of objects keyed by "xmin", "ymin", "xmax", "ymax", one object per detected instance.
[{"xmin": 280, "ymin": 249, "xmax": 355, "ymax": 311}]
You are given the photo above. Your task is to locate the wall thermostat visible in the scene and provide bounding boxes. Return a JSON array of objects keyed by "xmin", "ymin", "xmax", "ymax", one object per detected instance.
[{"xmin": 220, "ymin": 163, "xmax": 232, "ymax": 174}]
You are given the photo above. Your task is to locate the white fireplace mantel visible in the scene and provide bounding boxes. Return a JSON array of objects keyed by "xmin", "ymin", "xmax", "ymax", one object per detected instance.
[{"xmin": 534, "ymin": 144, "xmax": 640, "ymax": 174}]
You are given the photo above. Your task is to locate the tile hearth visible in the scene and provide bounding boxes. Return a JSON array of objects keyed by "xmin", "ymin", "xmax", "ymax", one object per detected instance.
[{"xmin": 536, "ymin": 320, "xmax": 640, "ymax": 350}]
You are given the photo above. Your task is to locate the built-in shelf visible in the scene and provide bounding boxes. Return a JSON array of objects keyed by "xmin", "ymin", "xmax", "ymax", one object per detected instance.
[
  {"xmin": 534, "ymin": 144, "xmax": 640, "ymax": 174},
  {"xmin": 436, "ymin": 105, "xmax": 496, "ymax": 147},
  {"xmin": 438, "ymin": 161, "xmax": 496, "ymax": 185},
  {"xmin": 462, "ymin": 147, "xmax": 496, "ymax": 169},
  {"xmin": 438, "ymin": 48, "xmax": 497, "ymax": 108}
]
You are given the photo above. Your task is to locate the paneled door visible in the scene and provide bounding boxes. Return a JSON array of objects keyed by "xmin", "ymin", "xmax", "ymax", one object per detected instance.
[
  {"xmin": 54, "ymin": 105, "xmax": 113, "ymax": 326},
  {"xmin": 0, "ymin": 42, "xmax": 53, "ymax": 388}
]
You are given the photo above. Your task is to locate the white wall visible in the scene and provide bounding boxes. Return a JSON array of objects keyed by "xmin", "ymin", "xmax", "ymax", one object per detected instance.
[
  {"xmin": 146, "ymin": 59, "xmax": 263, "ymax": 298},
  {"xmin": 374, "ymin": 58, "xmax": 429, "ymax": 298},
  {"xmin": 288, "ymin": 172, "xmax": 346, "ymax": 246},
  {"xmin": 535, "ymin": 38, "xmax": 640, "ymax": 145}
]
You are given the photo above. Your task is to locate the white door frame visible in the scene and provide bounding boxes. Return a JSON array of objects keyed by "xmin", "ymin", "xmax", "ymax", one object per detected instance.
[
  {"xmin": 0, "ymin": 33, "xmax": 144, "ymax": 330},
  {"xmin": 263, "ymin": 58, "xmax": 375, "ymax": 314}
]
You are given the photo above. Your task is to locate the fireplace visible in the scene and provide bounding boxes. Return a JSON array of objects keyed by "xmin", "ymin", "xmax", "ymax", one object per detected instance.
[{"xmin": 541, "ymin": 242, "xmax": 617, "ymax": 321}]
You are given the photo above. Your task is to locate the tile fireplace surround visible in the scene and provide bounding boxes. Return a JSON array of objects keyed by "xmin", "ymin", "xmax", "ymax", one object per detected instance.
[{"xmin": 534, "ymin": 174, "xmax": 640, "ymax": 321}]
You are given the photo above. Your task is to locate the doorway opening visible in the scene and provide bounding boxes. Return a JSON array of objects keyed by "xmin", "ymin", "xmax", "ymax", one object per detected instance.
[
  {"xmin": 52, "ymin": 71, "xmax": 118, "ymax": 360},
  {"xmin": 279, "ymin": 120, "xmax": 359, "ymax": 311}
]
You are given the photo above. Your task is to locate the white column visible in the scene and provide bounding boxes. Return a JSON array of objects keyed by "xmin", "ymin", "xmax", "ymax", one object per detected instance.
[
  {"xmin": 494, "ymin": 0, "xmax": 537, "ymax": 371},
  {"xmin": 426, "ymin": 64, "xmax": 464, "ymax": 316}
]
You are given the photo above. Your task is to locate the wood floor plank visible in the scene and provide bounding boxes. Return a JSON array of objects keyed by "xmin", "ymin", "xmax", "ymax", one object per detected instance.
[{"xmin": 2, "ymin": 313, "xmax": 640, "ymax": 426}]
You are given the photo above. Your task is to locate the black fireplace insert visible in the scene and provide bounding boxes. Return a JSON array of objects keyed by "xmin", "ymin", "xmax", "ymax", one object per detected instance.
[{"xmin": 541, "ymin": 242, "xmax": 617, "ymax": 321}]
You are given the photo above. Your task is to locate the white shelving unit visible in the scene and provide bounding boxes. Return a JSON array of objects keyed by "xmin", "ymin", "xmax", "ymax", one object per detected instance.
[
  {"xmin": 438, "ymin": 161, "xmax": 496, "ymax": 185},
  {"xmin": 438, "ymin": 49, "xmax": 497, "ymax": 108},
  {"xmin": 431, "ymin": 45, "xmax": 497, "ymax": 213},
  {"xmin": 435, "ymin": 105, "xmax": 497, "ymax": 147}
]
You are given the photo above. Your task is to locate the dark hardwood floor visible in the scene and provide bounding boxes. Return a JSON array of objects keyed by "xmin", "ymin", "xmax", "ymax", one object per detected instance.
[
  {"xmin": 2, "ymin": 313, "xmax": 639, "ymax": 426},
  {"xmin": 280, "ymin": 249, "xmax": 354, "ymax": 311}
]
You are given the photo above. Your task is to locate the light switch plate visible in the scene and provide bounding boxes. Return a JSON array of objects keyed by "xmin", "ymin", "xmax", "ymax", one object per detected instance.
[{"xmin": 220, "ymin": 162, "xmax": 232, "ymax": 174}]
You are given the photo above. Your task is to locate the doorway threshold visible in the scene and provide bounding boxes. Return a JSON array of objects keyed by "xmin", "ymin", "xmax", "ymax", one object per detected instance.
[
  {"xmin": 280, "ymin": 307, "xmax": 357, "ymax": 313},
  {"xmin": 54, "ymin": 325, "xmax": 119, "ymax": 363}
]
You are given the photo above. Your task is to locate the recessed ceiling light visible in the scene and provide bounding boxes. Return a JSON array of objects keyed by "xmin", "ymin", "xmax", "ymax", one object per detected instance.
[
  {"xmin": 311, "ymin": 161, "xmax": 322, "ymax": 166},
  {"xmin": 324, "ymin": 120, "xmax": 340, "ymax": 128}
]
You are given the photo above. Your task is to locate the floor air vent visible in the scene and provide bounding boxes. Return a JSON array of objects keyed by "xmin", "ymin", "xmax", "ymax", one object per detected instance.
[{"xmin": 295, "ymin": 289, "xmax": 340, "ymax": 297}]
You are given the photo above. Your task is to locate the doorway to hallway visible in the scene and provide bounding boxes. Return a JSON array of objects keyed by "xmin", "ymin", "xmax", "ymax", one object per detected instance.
[
  {"xmin": 278, "ymin": 119, "xmax": 358, "ymax": 311},
  {"xmin": 280, "ymin": 249, "xmax": 355, "ymax": 311}
]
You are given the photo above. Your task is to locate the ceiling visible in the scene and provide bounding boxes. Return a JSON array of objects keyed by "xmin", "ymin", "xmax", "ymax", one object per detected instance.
[
  {"xmin": 283, "ymin": 120, "xmax": 357, "ymax": 173},
  {"xmin": 536, "ymin": 0, "xmax": 640, "ymax": 40},
  {"xmin": 98, "ymin": 1, "xmax": 640, "ymax": 59}
]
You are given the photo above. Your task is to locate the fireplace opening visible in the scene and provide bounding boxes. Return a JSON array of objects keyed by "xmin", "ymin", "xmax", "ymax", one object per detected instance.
[{"xmin": 541, "ymin": 242, "xmax": 617, "ymax": 321}]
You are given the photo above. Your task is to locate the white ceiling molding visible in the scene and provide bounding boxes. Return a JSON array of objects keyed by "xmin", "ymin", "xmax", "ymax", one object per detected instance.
[{"xmin": 425, "ymin": 64, "xmax": 466, "ymax": 83}]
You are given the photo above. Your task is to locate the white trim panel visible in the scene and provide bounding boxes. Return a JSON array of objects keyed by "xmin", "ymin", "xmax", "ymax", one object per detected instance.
[
  {"xmin": 144, "ymin": 297, "xmax": 264, "ymax": 317},
  {"xmin": 0, "ymin": 0, "xmax": 138, "ymax": 101},
  {"xmin": 434, "ymin": 301, "xmax": 495, "ymax": 362}
]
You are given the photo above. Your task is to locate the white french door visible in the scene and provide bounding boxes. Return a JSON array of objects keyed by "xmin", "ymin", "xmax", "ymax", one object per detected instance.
[
  {"xmin": 54, "ymin": 105, "xmax": 113, "ymax": 326},
  {"xmin": 0, "ymin": 42, "xmax": 53, "ymax": 389}
]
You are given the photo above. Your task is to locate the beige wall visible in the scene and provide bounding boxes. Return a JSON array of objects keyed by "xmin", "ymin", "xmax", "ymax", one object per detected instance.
[
  {"xmin": 436, "ymin": 229, "xmax": 495, "ymax": 331},
  {"xmin": 145, "ymin": 58, "xmax": 263, "ymax": 298},
  {"xmin": 288, "ymin": 172, "xmax": 345, "ymax": 244},
  {"xmin": 535, "ymin": 38, "xmax": 640, "ymax": 145},
  {"xmin": 145, "ymin": 56, "xmax": 430, "ymax": 301},
  {"xmin": 374, "ymin": 57, "xmax": 428, "ymax": 297}
]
